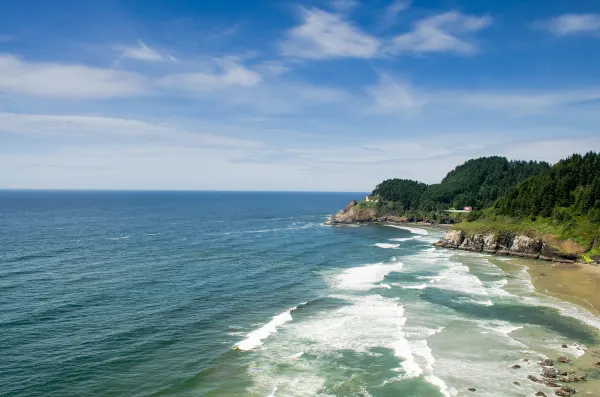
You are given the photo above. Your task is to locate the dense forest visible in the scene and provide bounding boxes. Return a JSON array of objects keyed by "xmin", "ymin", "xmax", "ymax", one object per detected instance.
[
  {"xmin": 371, "ymin": 156, "xmax": 550, "ymax": 215},
  {"xmin": 367, "ymin": 152, "xmax": 600, "ymax": 256},
  {"xmin": 495, "ymin": 152, "xmax": 600, "ymax": 222}
]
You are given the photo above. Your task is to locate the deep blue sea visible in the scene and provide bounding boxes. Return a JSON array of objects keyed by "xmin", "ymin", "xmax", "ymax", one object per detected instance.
[{"xmin": 1, "ymin": 191, "xmax": 600, "ymax": 397}]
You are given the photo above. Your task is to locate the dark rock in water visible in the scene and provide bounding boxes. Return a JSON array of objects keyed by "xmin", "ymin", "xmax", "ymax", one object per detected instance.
[
  {"xmin": 523, "ymin": 359, "xmax": 530, "ymax": 363},
  {"xmin": 555, "ymin": 386, "xmax": 576, "ymax": 396},
  {"xmin": 543, "ymin": 379, "xmax": 560, "ymax": 387},
  {"xmin": 539, "ymin": 359, "xmax": 554, "ymax": 366},
  {"xmin": 558, "ymin": 356, "xmax": 569, "ymax": 363},
  {"xmin": 468, "ymin": 388, "xmax": 476, "ymax": 392},
  {"xmin": 562, "ymin": 344, "xmax": 568, "ymax": 348},
  {"xmin": 536, "ymin": 392, "xmax": 547, "ymax": 397},
  {"xmin": 528, "ymin": 375, "xmax": 541, "ymax": 383},
  {"xmin": 511, "ymin": 364, "xmax": 522, "ymax": 369},
  {"xmin": 595, "ymin": 361, "xmax": 600, "ymax": 367},
  {"xmin": 559, "ymin": 374, "xmax": 586, "ymax": 382},
  {"xmin": 542, "ymin": 367, "xmax": 557, "ymax": 378},
  {"xmin": 513, "ymin": 381, "xmax": 520, "ymax": 386}
]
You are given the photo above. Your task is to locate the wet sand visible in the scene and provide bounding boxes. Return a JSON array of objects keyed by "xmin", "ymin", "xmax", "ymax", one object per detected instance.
[{"xmin": 499, "ymin": 258, "xmax": 600, "ymax": 396}]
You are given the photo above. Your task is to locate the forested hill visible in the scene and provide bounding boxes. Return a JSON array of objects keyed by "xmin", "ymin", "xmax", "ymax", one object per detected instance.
[
  {"xmin": 372, "ymin": 156, "xmax": 550, "ymax": 213},
  {"xmin": 495, "ymin": 152, "xmax": 600, "ymax": 221}
]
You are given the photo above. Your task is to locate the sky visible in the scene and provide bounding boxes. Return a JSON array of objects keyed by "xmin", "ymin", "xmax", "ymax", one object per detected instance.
[{"xmin": 1, "ymin": 0, "xmax": 600, "ymax": 191}]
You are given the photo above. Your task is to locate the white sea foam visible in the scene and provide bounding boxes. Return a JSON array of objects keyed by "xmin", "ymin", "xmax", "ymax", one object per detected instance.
[
  {"xmin": 332, "ymin": 262, "xmax": 405, "ymax": 291},
  {"xmin": 235, "ymin": 303, "xmax": 306, "ymax": 351},
  {"xmin": 477, "ymin": 320, "xmax": 523, "ymax": 335},
  {"xmin": 109, "ymin": 235, "xmax": 130, "ymax": 240},
  {"xmin": 385, "ymin": 225, "xmax": 429, "ymax": 235},
  {"xmin": 395, "ymin": 283, "xmax": 428, "ymax": 290},
  {"xmin": 375, "ymin": 243, "xmax": 400, "ymax": 249},
  {"xmin": 389, "ymin": 237, "xmax": 418, "ymax": 242},
  {"xmin": 521, "ymin": 295, "xmax": 600, "ymax": 331}
]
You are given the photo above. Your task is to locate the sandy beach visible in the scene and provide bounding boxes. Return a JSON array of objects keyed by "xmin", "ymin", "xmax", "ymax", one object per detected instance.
[{"xmin": 498, "ymin": 257, "xmax": 600, "ymax": 396}]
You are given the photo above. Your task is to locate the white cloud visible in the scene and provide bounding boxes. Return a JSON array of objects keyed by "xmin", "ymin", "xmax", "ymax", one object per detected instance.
[
  {"xmin": 0, "ymin": 53, "xmax": 146, "ymax": 99},
  {"xmin": 117, "ymin": 40, "xmax": 167, "ymax": 61},
  {"xmin": 451, "ymin": 90, "xmax": 600, "ymax": 113},
  {"xmin": 383, "ymin": 0, "xmax": 411, "ymax": 26},
  {"xmin": 0, "ymin": 112, "xmax": 263, "ymax": 149},
  {"xmin": 159, "ymin": 58, "xmax": 262, "ymax": 91},
  {"xmin": 545, "ymin": 13, "xmax": 600, "ymax": 36},
  {"xmin": 386, "ymin": 11, "xmax": 492, "ymax": 54},
  {"xmin": 366, "ymin": 74, "xmax": 425, "ymax": 113},
  {"xmin": 280, "ymin": 8, "xmax": 380, "ymax": 59},
  {"xmin": 331, "ymin": 0, "xmax": 360, "ymax": 13}
]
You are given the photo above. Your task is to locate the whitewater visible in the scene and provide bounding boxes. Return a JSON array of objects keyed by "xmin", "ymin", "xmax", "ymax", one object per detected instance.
[{"xmin": 3, "ymin": 191, "xmax": 599, "ymax": 397}]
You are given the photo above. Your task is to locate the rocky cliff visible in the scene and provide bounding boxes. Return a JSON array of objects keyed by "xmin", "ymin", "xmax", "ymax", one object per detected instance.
[
  {"xmin": 433, "ymin": 230, "xmax": 580, "ymax": 263},
  {"xmin": 325, "ymin": 200, "xmax": 408, "ymax": 225}
]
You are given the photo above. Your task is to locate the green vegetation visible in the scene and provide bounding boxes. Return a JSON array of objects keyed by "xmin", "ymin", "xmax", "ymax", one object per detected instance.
[
  {"xmin": 368, "ymin": 153, "xmax": 600, "ymax": 258},
  {"xmin": 371, "ymin": 156, "xmax": 549, "ymax": 216}
]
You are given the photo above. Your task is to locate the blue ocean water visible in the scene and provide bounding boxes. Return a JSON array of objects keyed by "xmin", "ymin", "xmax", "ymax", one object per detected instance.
[{"xmin": 1, "ymin": 191, "xmax": 599, "ymax": 397}]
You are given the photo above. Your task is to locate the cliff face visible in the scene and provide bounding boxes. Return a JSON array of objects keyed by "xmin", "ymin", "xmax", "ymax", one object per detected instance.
[
  {"xmin": 434, "ymin": 230, "xmax": 579, "ymax": 263},
  {"xmin": 325, "ymin": 200, "xmax": 408, "ymax": 225}
]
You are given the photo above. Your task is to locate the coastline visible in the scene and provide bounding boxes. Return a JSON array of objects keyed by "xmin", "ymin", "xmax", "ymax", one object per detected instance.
[{"xmin": 486, "ymin": 256, "xmax": 600, "ymax": 396}]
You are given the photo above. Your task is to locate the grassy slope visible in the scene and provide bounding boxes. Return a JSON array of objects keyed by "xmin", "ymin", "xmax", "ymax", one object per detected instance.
[{"xmin": 454, "ymin": 213, "xmax": 600, "ymax": 259}]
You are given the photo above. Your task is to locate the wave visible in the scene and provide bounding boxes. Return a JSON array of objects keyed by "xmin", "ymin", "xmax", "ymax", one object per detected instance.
[
  {"xmin": 332, "ymin": 262, "xmax": 404, "ymax": 291},
  {"xmin": 389, "ymin": 236, "xmax": 419, "ymax": 242},
  {"xmin": 230, "ymin": 223, "xmax": 319, "ymax": 235},
  {"xmin": 396, "ymin": 283, "xmax": 428, "ymax": 290},
  {"xmin": 108, "ymin": 235, "xmax": 130, "ymax": 241},
  {"xmin": 374, "ymin": 243, "xmax": 400, "ymax": 249},
  {"xmin": 385, "ymin": 225, "xmax": 429, "ymax": 235},
  {"xmin": 235, "ymin": 302, "xmax": 307, "ymax": 351}
]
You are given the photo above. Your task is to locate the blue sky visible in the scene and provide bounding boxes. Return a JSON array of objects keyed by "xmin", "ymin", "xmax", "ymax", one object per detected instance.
[{"xmin": 1, "ymin": 0, "xmax": 600, "ymax": 191}]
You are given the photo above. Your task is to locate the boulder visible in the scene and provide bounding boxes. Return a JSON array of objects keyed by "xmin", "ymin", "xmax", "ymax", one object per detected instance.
[
  {"xmin": 542, "ymin": 367, "xmax": 557, "ymax": 378},
  {"xmin": 562, "ymin": 344, "xmax": 568, "ymax": 348},
  {"xmin": 510, "ymin": 235, "xmax": 543, "ymax": 255},
  {"xmin": 468, "ymin": 388, "xmax": 476, "ymax": 392},
  {"xmin": 513, "ymin": 381, "xmax": 520, "ymax": 386},
  {"xmin": 483, "ymin": 233, "xmax": 498, "ymax": 252},
  {"xmin": 511, "ymin": 364, "xmax": 521, "ymax": 369},
  {"xmin": 536, "ymin": 392, "xmax": 547, "ymax": 397},
  {"xmin": 539, "ymin": 359, "xmax": 554, "ymax": 367},
  {"xmin": 555, "ymin": 386, "xmax": 576, "ymax": 396},
  {"xmin": 434, "ymin": 230, "xmax": 465, "ymax": 249},
  {"xmin": 559, "ymin": 374, "xmax": 586, "ymax": 382},
  {"xmin": 528, "ymin": 375, "xmax": 541, "ymax": 383},
  {"xmin": 558, "ymin": 356, "xmax": 569, "ymax": 363},
  {"xmin": 543, "ymin": 379, "xmax": 560, "ymax": 387}
]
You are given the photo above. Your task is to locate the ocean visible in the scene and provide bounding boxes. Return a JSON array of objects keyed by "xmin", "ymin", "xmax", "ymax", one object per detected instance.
[{"xmin": 1, "ymin": 191, "xmax": 599, "ymax": 397}]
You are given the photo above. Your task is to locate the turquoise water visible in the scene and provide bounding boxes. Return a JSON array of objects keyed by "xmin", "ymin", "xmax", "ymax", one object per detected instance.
[{"xmin": 1, "ymin": 191, "xmax": 599, "ymax": 397}]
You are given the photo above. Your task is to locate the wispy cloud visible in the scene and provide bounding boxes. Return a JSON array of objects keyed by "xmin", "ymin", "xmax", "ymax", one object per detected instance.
[
  {"xmin": 0, "ymin": 112, "xmax": 263, "ymax": 149},
  {"xmin": 0, "ymin": 53, "xmax": 146, "ymax": 99},
  {"xmin": 451, "ymin": 89, "xmax": 600, "ymax": 113},
  {"xmin": 366, "ymin": 74, "xmax": 425, "ymax": 113},
  {"xmin": 543, "ymin": 13, "xmax": 600, "ymax": 36},
  {"xmin": 280, "ymin": 7, "xmax": 380, "ymax": 59},
  {"xmin": 330, "ymin": 0, "xmax": 360, "ymax": 13},
  {"xmin": 386, "ymin": 11, "xmax": 492, "ymax": 55},
  {"xmin": 382, "ymin": 0, "xmax": 411, "ymax": 27},
  {"xmin": 0, "ymin": 34, "xmax": 14, "ymax": 43},
  {"xmin": 115, "ymin": 39, "xmax": 172, "ymax": 61},
  {"xmin": 158, "ymin": 58, "xmax": 262, "ymax": 91}
]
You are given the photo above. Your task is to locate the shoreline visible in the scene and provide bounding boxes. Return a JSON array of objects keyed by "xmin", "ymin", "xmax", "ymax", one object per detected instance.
[{"xmin": 481, "ymin": 255, "xmax": 600, "ymax": 396}]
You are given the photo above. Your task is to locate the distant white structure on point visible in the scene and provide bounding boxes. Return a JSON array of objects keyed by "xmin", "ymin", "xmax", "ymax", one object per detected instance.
[
  {"xmin": 365, "ymin": 195, "xmax": 379, "ymax": 203},
  {"xmin": 463, "ymin": 206, "xmax": 473, "ymax": 212}
]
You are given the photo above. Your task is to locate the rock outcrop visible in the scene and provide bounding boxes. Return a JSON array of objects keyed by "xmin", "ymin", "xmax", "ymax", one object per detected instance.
[
  {"xmin": 434, "ymin": 230, "xmax": 578, "ymax": 262},
  {"xmin": 325, "ymin": 201, "xmax": 409, "ymax": 225}
]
